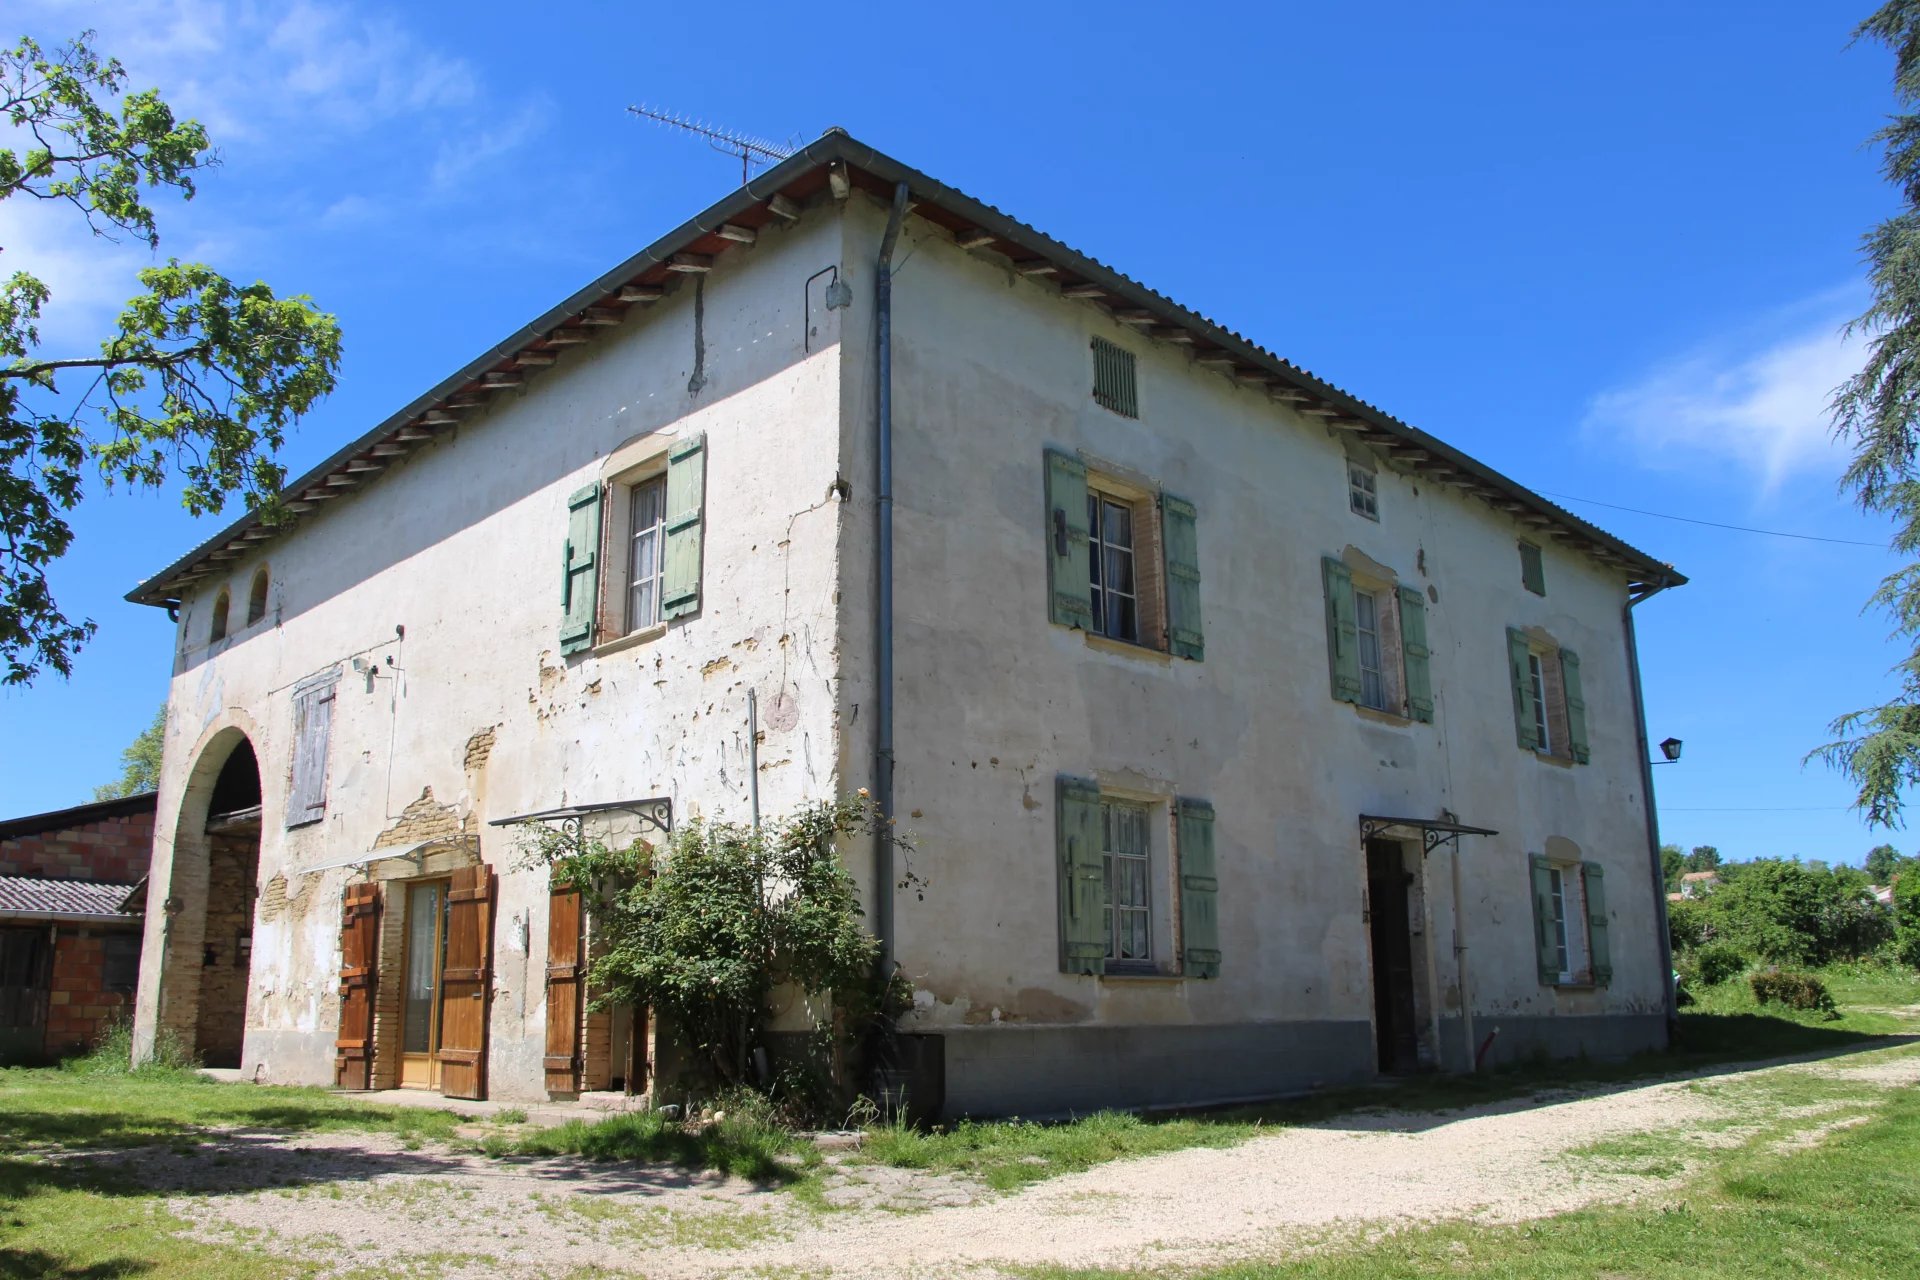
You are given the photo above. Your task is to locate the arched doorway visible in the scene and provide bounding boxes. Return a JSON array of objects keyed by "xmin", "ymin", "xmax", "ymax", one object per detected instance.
[{"xmin": 151, "ymin": 730, "xmax": 262, "ymax": 1069}]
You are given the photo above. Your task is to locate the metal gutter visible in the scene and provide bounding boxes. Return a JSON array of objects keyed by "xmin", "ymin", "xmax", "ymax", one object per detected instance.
[
  {"xmin": 873, "ymin": 181, "xmax": 910, "ymax": 978},
  {"xmin": 0, "ymin": 910, "xmax": 142, "ymax": 926}
]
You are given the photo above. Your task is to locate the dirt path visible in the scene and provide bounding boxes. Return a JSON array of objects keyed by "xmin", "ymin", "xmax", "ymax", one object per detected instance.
[{"xmin": 153, "ymin": 1043, "xmax": 1920, "ymax": 1279}]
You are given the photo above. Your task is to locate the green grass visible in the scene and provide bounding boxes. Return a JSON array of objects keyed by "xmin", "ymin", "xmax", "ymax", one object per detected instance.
[
  {"xmin": 1016, "ymin": 1061, "xmax": 1920, "ymax": 1280},
  {"xmin": 501, "ymin": 1106, "xmax": 818, "ymax": 1184},
  {"xmin": 860, "ymin": 1109, "xmax": 1261, "ymax": 1192}
]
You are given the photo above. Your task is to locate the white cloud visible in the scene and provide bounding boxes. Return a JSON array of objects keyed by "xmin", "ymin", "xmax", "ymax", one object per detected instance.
[
  {"xmin": 429, "ymin": 97, "xmax": 552, "ymax": 191},
  {"xmin": 0, "ymin": 199, "xmax": 150, "ymax": 348},
  {"xmin": 1584, "ymin": 293, "xmax": 1864, "ymax": 491}
]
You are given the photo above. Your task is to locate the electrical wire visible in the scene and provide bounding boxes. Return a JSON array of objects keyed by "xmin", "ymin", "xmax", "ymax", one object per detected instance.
[
  {"xmin": 1660, "ymin": 806, "xmax": 1852, "ymax": 812},
  {"xmin": 1539, "ymin": 491, "xmax": 1887, "ymax": 548}
]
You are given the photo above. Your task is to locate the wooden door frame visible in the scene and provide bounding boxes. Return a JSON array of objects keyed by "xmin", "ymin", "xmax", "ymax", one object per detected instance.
[{"xmin": 397, "ymin": 877, "xmax": 451, "ymax": 1090}]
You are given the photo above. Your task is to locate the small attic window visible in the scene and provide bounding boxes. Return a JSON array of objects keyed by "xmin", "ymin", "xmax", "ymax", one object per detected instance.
[
  {"xmin": 1091, "ymin": 337, "xmax": 1138, "ymax": 418},
  {"xmin": 1348, "ymin": 462, "xmax": 1379, "ymax": 521},
  {"xmin": 1520, "ymin": 542, "xmax": 1545, "ymax": 596},
  {"xmin": 209, "ymin": 589, "xmax": 231, "ymax": 644},
  {"xmin": 247, "ymin": 566, "xmax": 270, "ymax": 625}
]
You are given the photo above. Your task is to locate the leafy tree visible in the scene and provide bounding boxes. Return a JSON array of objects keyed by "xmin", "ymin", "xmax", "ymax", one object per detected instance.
[
  {"xmin": 1894, "ymin": 872, "xmax": 1920, "ymax": 966},
  {"xmin": 529, "ymin": 796, "xmax": 912, "ymax": 1090},
  {"xmin": 1866, "ymin": 842, "xmax": 1906, "ymax": 883},
  {"xmin": 1660, "ymin": 843, "xmax": 1686, "ymax": 893},
  {"xmin": 1685, "ymin": 845, "xmax": 1722, "ymax": 873},
  {"xmin": 93, "ymin": 703, "xmax": 163, "ymax": 799},
  {"xmin": 2, "ymin": 31, "xmax": 341, "ymax": 685},
  {"xmin": 1698, "ymin": 858, "xmax": 1890, "ymax": 967}
]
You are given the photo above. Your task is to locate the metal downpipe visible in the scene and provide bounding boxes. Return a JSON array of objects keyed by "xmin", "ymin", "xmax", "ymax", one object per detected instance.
[
  {"xmin": 874, "ymin": 182, "xmax": 910, "ymax": 978},
  {"xmin": 1625, "ymin": 579, "xmax": 1678, "ymax": 1038}
]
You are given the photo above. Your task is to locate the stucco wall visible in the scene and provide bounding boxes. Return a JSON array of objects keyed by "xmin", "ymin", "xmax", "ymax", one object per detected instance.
[
  {"xmin": 842, "ymin": 196, "xmax": 1669, "ymax": 1110},
  {"xmin": 135, "ymin": 204, "xmax": 858, "ymax": 1098}
]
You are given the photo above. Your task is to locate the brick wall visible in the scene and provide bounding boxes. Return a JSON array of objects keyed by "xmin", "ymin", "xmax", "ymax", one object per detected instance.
[
  {"xmin": 0, "ymin": 803, "xmax": 156, "ymax": 883},
  {"xmin": 42, "ymin": 927, "xmax": 141, "ymax": 1059},
  {"xmin": 193, "ymin": 831, "xmax": 258, "ymax": 1067}
]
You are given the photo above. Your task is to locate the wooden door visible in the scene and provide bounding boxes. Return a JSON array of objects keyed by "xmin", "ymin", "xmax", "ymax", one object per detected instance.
[
  {"xmin": 334, "ymin": 883, "xmax": 380, "ymax": 1089},
  {"xmin": 436, "ymin": 864, "xmax": 494, "ymax": 1100},
  {"xmin": 1365, "ymin": 841, "xmax": 1419, "ymax": 1074},
  {"xmin": 543, "ymin": 884, "xmax": 584, "ymax": 1094}
]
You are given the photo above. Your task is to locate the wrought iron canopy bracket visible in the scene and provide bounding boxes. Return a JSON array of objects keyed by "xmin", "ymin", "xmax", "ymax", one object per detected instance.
[{"xmin": 1358, "ymin": 814, "xmax": 1500, "ymax": 858}]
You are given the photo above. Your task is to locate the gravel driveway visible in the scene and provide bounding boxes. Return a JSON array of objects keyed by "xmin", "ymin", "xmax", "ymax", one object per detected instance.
[{"xmin": 150, "ymin": 1042, "xmax": 1920, "ymax": 1279}]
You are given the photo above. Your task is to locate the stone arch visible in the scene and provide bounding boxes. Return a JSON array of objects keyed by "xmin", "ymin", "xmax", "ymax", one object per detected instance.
[{"xmin": 145, "ymin": 723, "xmax": 263, "ymax": 1067}]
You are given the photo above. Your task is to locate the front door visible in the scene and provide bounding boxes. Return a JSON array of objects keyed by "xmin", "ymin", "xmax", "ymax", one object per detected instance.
[
  {"xmin": 1365, "ymin": 840, "xmax": 1420, "ymax": 1074},
  {"xmin": 399, "ymin": 879, "xmax": 449, "ymax": 1089}
]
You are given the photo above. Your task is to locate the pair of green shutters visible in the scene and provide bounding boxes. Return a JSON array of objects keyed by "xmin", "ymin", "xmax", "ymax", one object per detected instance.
[
  {"xmin": 560, "ymin": 434, "xmax": 707, "ymax": 655},
  {"xmin": 1044, "ymin": 449, "xmax": 1204, "ymax": 660},
  {"xmin": 1320, "ymin": 557, "xmax": 1434, "ymax": 722},
  {"xmin": 1528, "ymin": 857, "xmax": 1612, "ymax": 986},
  {"xmin": 1055, "ymin": 777, "xmax": 1220, "ymax": 979},
  {"xmin": 1504, "ymin": 629, "xmax": 1590, "ymax": 762}
]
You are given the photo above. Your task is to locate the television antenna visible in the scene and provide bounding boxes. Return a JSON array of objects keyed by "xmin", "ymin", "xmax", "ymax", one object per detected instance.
[{"xmin": 627, "ymin": 105, "xmax": 794, "ymax": 183}]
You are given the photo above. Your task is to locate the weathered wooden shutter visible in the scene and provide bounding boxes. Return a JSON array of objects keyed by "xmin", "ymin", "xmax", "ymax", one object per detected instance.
[
  {"xmin": 334, "ymin": 882, "xmax": 380, "ymax": 1089},
  {"xmin": 289, "ymin": 679, "xmax": 336, "ymax": 827},
  {"xmin": 543, "ymin": 884, "xmax": 584, "ymax": 1095},
  {"xmin": 1177, "ymin": 798, "xmax": 1220, "ymax": 978},
  {"xmin": 1322, "ymin": 556, "xmax": 1361, "ymax": 703},
  {"xmin": 1162, "ymin": 493, "xmax": 1204, "ymax": 660},
  {"xmin": 1056, "ymin": 776, "xmax": 1105, "ymax": 976},
  {"xmin": 1397, "ymin": 585, "xmax": 1434, "ymax": 723},
  {"xmin": 1519, "ymin": 541, "xmax": 1545, "ymax": 596},
  {"xmin": 1529, "ymin": 855, "xmax": 1558, "ymax": 985},
  {"xmin": 662, "ymin": 432, "xmax": 707, "ymax": 620},
  {"xmin": 1507, "ymin": 628, "xmax": 1539, "ymax": 751},
  {"xmin": 1582, "ymin": 862, "xmax": 1612, "ymax": 986},
  {"xmin": 1044, "ymin": 449, "xmax": 1094, "ymax": 630},
  {"xmin": 1561, "ymin": 648, "xmax": 1590, "ymax": 764},
  {"xmin": 560, "ymin": 483, "xmax": 602, "ymax": 655},
  {"xmin": 437, "ymin": 864, "xmax": 495, "ymax": 1100}
]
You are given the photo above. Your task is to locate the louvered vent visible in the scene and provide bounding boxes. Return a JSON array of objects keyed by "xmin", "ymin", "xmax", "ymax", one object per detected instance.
[{"xmin": 1091, "ymin": 337, "xmax": 1138, "ymax": 418}]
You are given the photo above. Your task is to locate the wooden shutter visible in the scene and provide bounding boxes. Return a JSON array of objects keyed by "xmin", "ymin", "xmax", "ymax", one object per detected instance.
[
  {"xmin": 1322, "ymin": 556, "xmax": 1360, "ymax": 703},
  {"xmin": 289, "ymin": 680, "xmax": 336, "ymax": 827},
  {"xmin": 1177, "ymin": 798, "xmax": 1221, "ymax": 979},
  {"xmin": 1561, "ymin": 648, "xmax": 1590, "ymax": 764},
  {"xmin": 1044, "ymin": 449, "xmax": 1094, "ymax": 630},
  {"xmin": 1397, "ymin": 585, "xmax": 1434, "ymax": 723},
  {"xmin": 543, "ymin": 884, "xmax": 585, "ymax": 1094},
  {"xmin": 334, "ymin": 883, "xmax": 380, "ymax": 1089},
  {"xmin": 1529, "ymin": 855, "xmax": 1559, "ymax": 985},
  {"xmin": 560, "ymin": 483, "xmax": 602, "ymax": 654},
  {"xmin": 1507, "ymin": 628, "xmax": 1539, "ymax": 751},
  {"xmin": 1519, "ymin": 541, "xmax": 1545, "ymax": 596},
  {"xmin": 1162, "ymin": 493, "xmax": 1204, "ymax": 660},
  {"xmin": 1582, "ymin": 862, "xmax": 1612, "ymax": 986},
  {"xmin": 1056, "ymin": 776, "xmax": 1105, "ymax": 976},
  {"xmin": 662, "ymin": 432, "xmax": 707, "ymax": 620},
  {"xmin": 437, "ymin": 864, "xmax": 495, "ymax": 1100}
]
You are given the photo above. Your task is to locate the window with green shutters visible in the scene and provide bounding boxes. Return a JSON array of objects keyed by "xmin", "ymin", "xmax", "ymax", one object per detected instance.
[
  {"xmin": 1054, "ymin": 776, "xmax": 1220, "ymax": 980},
  {"xmin": 1519, "ymin": 541, "xmax": 1546, "ymax": 595},
  {"xmin": 559, "ymin": 483, "xmax": 602, "ymax": 655},
  {"xmin": 1042, "ymin": 448, "xmax": 1203, "ymax": 660},
  {"xmin": 1322, "ymin": 555, "xmax": 1433, "ymax": 723},
  {"xmin": 1506, "ymin": 629, "xmax": 1590, "ymax": 763},
  {"xmin": 1527, "ymin": 854, "xmax": 1611, "ymax": 987}
]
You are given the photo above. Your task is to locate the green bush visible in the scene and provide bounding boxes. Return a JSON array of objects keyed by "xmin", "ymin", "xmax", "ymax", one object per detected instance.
[
  {"xmin": 1894, "ymin": 874, "xmax": 1920, "ymax": 969},
  {"xmin": 1688, "ymin": 943, "xmax": 1748, "ymax": 986},
  {"xmin": 1667, "ymin": 897, "xmax": 1710, "ymax": 954},
  {"xmin": 1749, "ymin": 968, "xmax": 1839, "ymax": 1016}
]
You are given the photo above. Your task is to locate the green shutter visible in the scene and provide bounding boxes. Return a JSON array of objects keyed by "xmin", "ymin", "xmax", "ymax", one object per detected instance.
[
  {"xmin": 1583, "ymin": 862, "xmax": 1612, "ymax": 986},
  {"xmin": 1056, "ymin": 776, "xmax": 1105, "ymax": 976},
  {"xmin": 1045, "ymin": 449, "xmax": 1093, "ymax": 629},
  {"xmin": 1322, "ymin": 556, "xmax": 1361, "ymax": 703},
  {"xmin": 559, "ymin": 482, "xmax": 602, "ymax": 655},
  {"xmin": 662, "ymin": 432, "xmax": 707, "ymax": 620},
  {"xmin": 1529, "ymin": 855, "xmax": 1558, "ymax": 985},
  {"xmin": 1397, "ymin": 585, "xmax": 1433, "ymax": 724},
  {"xmin": 1507, "ymin": 627, "xmax": 1539, "ymax": 751},
  {"xmin": 1162, "ymin": 493, "xmax": 1203, "ymax": 661},
  {"xmin": 1519, "ymin": 542, "xmax": 1545, "ymax": 596},
  {"xmin": 1177, "ymin": 798, "xmax": 1220, "ymax": 979},
  {"xmin": 1561, "ymin": 648, "xmax": 1590, "ymax": 764}
]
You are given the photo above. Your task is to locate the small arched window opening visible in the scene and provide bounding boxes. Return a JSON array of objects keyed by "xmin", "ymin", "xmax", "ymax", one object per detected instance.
[
  {"xmin": 209, "ymin": 589, "xmax": 231, "ymax": 644},
  {"xmin": 246, "ymin": 566, "xmax": 270, "ymax": 626}
]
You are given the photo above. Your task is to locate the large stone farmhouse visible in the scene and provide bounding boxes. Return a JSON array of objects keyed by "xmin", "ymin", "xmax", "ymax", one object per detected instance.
[{"xmin": 128, "ymin": 131, "xmax": 1684, "ymax": 1116}]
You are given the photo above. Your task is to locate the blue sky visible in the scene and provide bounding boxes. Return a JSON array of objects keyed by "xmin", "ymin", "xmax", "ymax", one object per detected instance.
[{"xmin": 0, "ymin": 1, "xmax": 1906, "ymax": 865}]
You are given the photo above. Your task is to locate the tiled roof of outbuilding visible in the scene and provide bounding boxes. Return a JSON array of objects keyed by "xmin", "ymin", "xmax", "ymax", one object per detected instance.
[
  {"xmin": 127, "ymin": 131, "xmax": 1685, "ymax": 605},
  {"xmin": 0, "ymin": 875, "xmax": 143, "ymax": 919}
]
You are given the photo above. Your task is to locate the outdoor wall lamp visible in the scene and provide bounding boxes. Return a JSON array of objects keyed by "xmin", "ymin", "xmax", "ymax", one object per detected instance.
[{"xmin": 1653, "ymin": 737, "xmax": 1683, "ymax": 765}]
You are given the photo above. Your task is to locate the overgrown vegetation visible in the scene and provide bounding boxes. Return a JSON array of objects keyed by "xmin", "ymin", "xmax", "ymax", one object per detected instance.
[
  {"xmin": 1750, "ymin": 968, "xmax": 1840, "ymax": 1016},
  {"xmin": 524, "ymin": 794, "xmax": 916, "ymax": 1118},
  {"xmin": 1666, "ymin": 856, "xmax": 1896, "ymax": 972},
  {"xmin": 500, "ymin": 1089, "xmax": 813, "ymax": 1184}
]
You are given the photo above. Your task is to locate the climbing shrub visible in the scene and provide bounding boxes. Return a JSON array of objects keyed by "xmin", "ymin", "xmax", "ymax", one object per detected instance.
[
  {"xmin": 524, "ymin": 794, "xmax": 917, "ymax": 1103},
  {"xmin": 1687, "ymin": 943, "xmax": 1749, "ymax": 987},
  {"xmin": 1749, "ymin": 968, "xmax": 1838, "ymax": 1016}
]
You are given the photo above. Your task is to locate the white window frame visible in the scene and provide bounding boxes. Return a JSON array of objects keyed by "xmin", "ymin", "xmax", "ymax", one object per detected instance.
[
  {"xmin": 1348, "ymin": 463, "xmax": 1379, "ymax": 520},
  {"xmin": 1355, "ymin": 589, "xmax": 1389, "ymax": 712},
  {"xmin": 625, "ymin": 475, "xmax": 668, "ymax": 634},
  {"xmin": 1087, "ymin": 490, "xmax": 1140, "ymax": 644},
  {"xmin": 1545, "ymin": 862, "xmax": 1591, "ymax": 985},
  {"xmin": 1100, "ymin": 797, "xmax": 1156, "ymax": 966},
  {"xmin": 1547, "ymin": 865, "xmax": 1572, "ymax": 983},
  {"xmin": 1527, "ymin": 651, "xmax": 1552, "ymax": 755}
]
